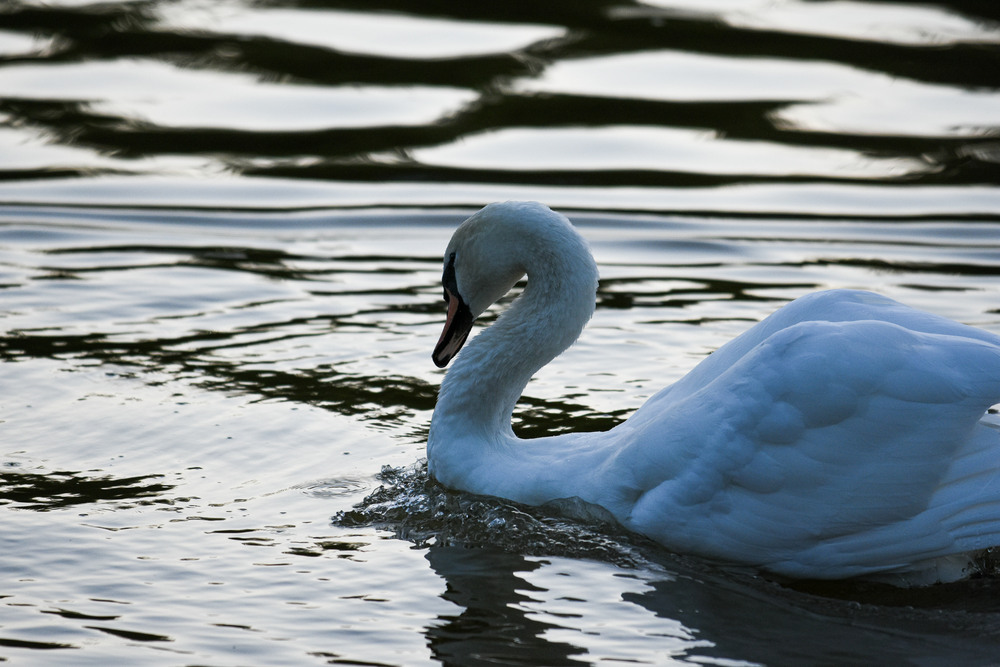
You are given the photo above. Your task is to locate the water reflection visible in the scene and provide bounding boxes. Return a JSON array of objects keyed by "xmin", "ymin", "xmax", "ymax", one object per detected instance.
[
  {"xmin": 0, "ymin": 125, "xmax": 148, "ymax": 174},
  {"xmin": 337, "ymin": 448, "xmax": 1000, "ymax": 664},
  {"xmin": 773, "ymin": 84, "xmax": 1000, "ymax": 139},
  {"xmin": 2, "ymin": 0, "xmax": 996, "ymax": 189},
  {"xmin": 425, "ymin": 547, "xmax": 588, "ymax": 667},
  {"xmin": 631, "ymin": 571, "xmax": 1000, "ymax": 664},
  {"xmin": 156, "ymin": 4, "xmax": 565, "ymax": 59},
  {"xmin": 0, "ymin": 60, "xmax": 478, "ymax": 131},
  {"xmin": 419, "ymin": 524, "xmax": 1000, "ymax": 665},
  {"xmin": 1, "ymin": 316, "xmax": 440, "ymax": 428},
  {"xmin": 1, "ymin": 0, "xmax": 1000, "ymax": 663},
  {"xmin": 0, "ymin": 28, "xmax": 50, "ymax": 56},
  {"xmin": 413, "ymin": 125, "xmax": 932, "ymax": 180},
  {"xmin": 702, "ymin": 0, "xmax": 1000, "ymax": 46},
  {"xmin": 0, "ymin": 467, "xmax": 172, "ymax": 511},
  {"xmin": 516, "ymin": 50, "xmax": 878, "ymax": 102}
]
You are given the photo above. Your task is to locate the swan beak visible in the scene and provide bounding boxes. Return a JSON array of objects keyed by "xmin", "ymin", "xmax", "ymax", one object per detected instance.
[{"xmin": 433, "ymin": 288, "xmax": 474, "ymax": 368}]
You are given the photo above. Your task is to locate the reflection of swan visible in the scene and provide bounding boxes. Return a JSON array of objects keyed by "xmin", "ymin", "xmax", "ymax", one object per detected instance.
[
  {"xmin": 427, "ymin": 202, "xmax": 1000, "ymax": 584},
  {"xmin": 424, "ymin": 546, "xmax": 586, "ymax": 666}
]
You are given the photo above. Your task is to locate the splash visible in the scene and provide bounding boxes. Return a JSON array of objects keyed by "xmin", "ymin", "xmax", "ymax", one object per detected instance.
[{"xmin": 334, "ymin": 462, "xmax": 655, "ymax": 569}]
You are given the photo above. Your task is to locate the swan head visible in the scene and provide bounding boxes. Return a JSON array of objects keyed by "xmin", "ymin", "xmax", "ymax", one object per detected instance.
[
  {"xmin": 432, "ymin": 203, "xmax": 535, "ymax": 367},
  {"xmin": 433, "ymin": 201, "xmax": 595, "ymax": 368}
]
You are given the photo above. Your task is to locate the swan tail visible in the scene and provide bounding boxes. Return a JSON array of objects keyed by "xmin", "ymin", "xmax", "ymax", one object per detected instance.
[
  {"xmin": 770, "ymin": 418, "xmax": 1000, "ymax": 583},
  {"xmin": 933, "ymin": 416, "xmax": 1000, "ymax": 549}
]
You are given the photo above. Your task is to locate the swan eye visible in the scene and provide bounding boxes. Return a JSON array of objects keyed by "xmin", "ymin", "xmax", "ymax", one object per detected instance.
[{"xmin": 441, "ymin": 252, "xmax": 459, "ymax": 303}]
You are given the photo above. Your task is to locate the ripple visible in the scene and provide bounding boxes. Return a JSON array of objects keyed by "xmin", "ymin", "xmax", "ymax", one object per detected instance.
[
  {"xmin": 298, "ymin": 476, "xmax": 374, "ymax": 499},
  {"xmin": 716, "ymin": 0, "xmax": 1000, "ymax": 46},
  {"xmin": 156, "ymin": 3, "xmax": 565, "ymax": 59},
  {"xmin": 1, "ymin": 1, "xmax": 999, "ymax": 663},
  {"xmin": 515, "ymin": 50, "xmax": 887, "ymax": 103},
  {"xmin": 0, "ymin": 29, "xmax": 51, "ymax": 57},
  {"xmin": 413, "ymin": 125, "xmax": 933, "ymax": 180},
  {"xmin": 0, "ymin": 59, "xmax": 478, "ymax": 131}
]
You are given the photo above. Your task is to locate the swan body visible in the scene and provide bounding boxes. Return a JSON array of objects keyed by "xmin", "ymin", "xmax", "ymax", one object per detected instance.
[{"xmin": 428, "ymin": 201, "xmax": 1000, "ymax": 583}]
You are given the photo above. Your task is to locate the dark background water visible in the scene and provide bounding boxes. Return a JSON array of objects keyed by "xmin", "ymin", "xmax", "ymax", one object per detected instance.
[
  {"xmin": 2, "ymin": 0, "xmax": 999, "ymax": 200},
  {"xmin": 2, "ymin": 1, "xmax": 1000, "ymax": 665}
]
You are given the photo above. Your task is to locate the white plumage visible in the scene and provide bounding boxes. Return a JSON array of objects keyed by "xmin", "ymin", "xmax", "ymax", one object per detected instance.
[{"xmin": 428, "ymin": 201, "xmax": 1000, "ymax": 584}]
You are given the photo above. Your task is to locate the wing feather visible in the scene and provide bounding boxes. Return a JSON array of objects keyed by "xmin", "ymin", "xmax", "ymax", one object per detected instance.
[{"xmin": 620, "ymin": 314, "xmax": 1000, "ymax": 578}]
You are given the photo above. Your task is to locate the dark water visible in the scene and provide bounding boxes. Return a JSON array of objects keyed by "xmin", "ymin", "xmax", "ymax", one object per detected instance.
[{"xmin": 2, "ymin": 1, "xmax": 1000, "ymax": 664}]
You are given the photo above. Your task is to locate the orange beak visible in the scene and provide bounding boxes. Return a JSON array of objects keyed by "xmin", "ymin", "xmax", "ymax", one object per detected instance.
[{"xmin": 432, "ymin": 287, "xmax": 474, "ymax": 368}]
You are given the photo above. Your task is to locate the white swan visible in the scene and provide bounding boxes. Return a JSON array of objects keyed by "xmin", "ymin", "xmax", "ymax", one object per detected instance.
[{"xmin": 427, "ymin": 201, "xmax": 1000, "ymax": 584}]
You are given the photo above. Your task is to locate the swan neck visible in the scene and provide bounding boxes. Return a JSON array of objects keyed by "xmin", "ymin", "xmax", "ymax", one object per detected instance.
[{"xmin": 431, "ymin": 235, "xmax": 598, "ymax": 447}]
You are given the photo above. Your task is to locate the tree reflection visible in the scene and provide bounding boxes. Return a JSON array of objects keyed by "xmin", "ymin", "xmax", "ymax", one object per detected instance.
[
  {"xmin": 0, "ymin": 468, "xmax": 172, "ymax": 511},
  {"xmin": 2, "ymin": 0, "xmax": 997, "ymax": 187}
]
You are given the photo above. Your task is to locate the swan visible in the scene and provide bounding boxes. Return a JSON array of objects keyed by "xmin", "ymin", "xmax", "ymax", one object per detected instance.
[{"xmin": 427, "ymin": 201, "xmax": 1000, "ymax": 584}]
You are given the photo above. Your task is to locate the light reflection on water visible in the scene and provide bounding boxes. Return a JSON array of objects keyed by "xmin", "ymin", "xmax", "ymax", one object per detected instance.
[
  {"xmin": 519, "ymin": 49, "xmax": 1000, "ymax": 138},
  {"xmin": 156, "ymin": 4, "xmax": 565, "ymax": 59},
  {"xmin": 2, "ymin": 0, "xmax": 1000, "ymax": 664},
  {"xmin": 0, "ymin": 60, "xmax": 479, "ymax": 131},
  {"xmin": 704, "ymin": 0, "xmax": 1000, "ymax": 46},
  {"xmin": 412, "ymin": 125, "xmax": 932, "ymax": 178},
  {"xmin": 0, "ymin": 29, "xmax": 50, "ymax": 56}
]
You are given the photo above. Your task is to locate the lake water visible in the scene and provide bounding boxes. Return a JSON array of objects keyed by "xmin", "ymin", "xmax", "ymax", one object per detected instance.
[{"xmin": 2, "ymin": 0, "xmax": 1000, "ymax": 664}]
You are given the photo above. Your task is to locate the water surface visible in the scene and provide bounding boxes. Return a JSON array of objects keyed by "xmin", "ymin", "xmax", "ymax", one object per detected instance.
[{"xmin": 2, "ymin": 0, "xmax": 1000, "ymax": 664}]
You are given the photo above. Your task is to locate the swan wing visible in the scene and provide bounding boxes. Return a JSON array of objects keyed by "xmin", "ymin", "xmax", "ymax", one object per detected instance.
[
  {"xmin": 646, "ymin": 289, "xmax": 1000, "ymax": 406},
  {"xmin": 621, "ymin": 317, "xmax": 1000, "ymax": 579}
]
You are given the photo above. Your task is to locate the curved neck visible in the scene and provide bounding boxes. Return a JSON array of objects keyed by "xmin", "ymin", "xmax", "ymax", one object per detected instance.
[{"xmin": 428, "ymin": 235, "xmax": 598, "ymax": 474}]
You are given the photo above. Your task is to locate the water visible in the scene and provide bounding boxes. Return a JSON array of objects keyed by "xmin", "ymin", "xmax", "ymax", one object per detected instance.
[{"xmin": 2, "ymin": 0, "xmax": 1000, "ymax": 664}]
